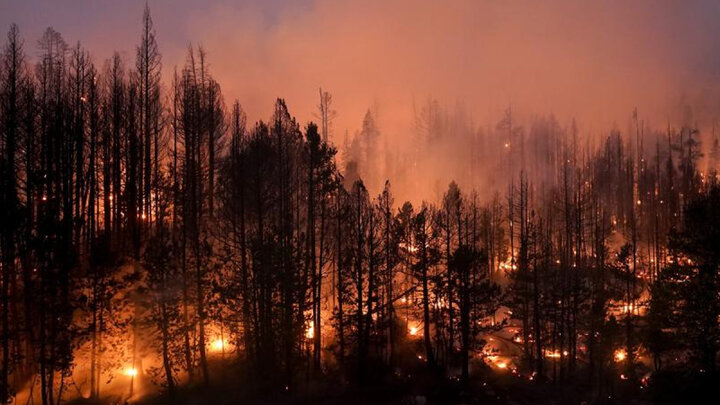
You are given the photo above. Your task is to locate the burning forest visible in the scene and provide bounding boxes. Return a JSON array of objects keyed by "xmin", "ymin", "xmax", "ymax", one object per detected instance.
[{"xmin": 1, "ymin": 1, "xmax": 720, "ymax": 404}]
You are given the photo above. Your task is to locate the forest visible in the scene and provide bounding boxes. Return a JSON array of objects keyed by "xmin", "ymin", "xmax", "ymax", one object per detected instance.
[{"xmin": 2, "ymin": 5, "xmax": 720, "ymax": 405}]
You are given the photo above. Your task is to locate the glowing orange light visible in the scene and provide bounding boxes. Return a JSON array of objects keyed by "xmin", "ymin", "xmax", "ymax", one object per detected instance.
[
  {"xmin": 497, "ymin": 362, "xmax": 507, "ymax": 369},
  {"xmin": 305, "ymin": 321, "xmax": 314, "ymax": 339},
  {"xmin": 545, "ymin": 350, "xmax": 561, "ymax": 359},
  {"xmin": 409, "ymin": 326, "xmax": 419, "ymax": 336},
  {"xmin": 614, "ymin": 349, "xmax": 627, "ymax": 362},
  {"xmin": 211, "ymin": 338, "xmax": 226, "ymax": 352},
  {"xmin": 124, "ymin": 368, "xmax": 138, "ymax": 377}
]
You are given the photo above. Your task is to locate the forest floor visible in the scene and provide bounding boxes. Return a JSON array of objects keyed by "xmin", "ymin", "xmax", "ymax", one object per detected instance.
[{"xmin": 64, "ymin": 357, "xmax": 692, "ymax": 405}]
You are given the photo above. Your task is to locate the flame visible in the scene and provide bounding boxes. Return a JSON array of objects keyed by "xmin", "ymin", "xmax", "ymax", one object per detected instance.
[
  {"xmin": 614, "ymin": 349, "xmax": 627, "ymax": 362},
  {"xmin": 211, "ymin": 338, "xmax": 227, "ymax": 352},
  {"xmin": 409, "ymin": 325, "xmax": 419, "ymax": 336},
  {"xmin": 305, "ymin": 321, "xmax": 314, "ymax": 339},
  {"xmin": 124, "ymin": 367, "xmax": 138, "ymax": 377},
  {"xmin": 497, "ymin": 361, "xmax": 507, "ymax": 369},
  {"xmin": 399, "ymin": 242, "xmax": 418, "ymax": 253},
  {"xmin": 545, "ymin": 350, "xmax": 561, "ymax": 358}
]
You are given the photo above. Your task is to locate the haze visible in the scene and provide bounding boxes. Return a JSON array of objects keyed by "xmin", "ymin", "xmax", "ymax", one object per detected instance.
[{"xmin": 3, "ymin": 0, "xmax": 720, "ymax": 199}]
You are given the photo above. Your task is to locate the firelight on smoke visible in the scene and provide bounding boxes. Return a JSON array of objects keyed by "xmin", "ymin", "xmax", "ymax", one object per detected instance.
[{"xmin": 211, "ymin": 338, "xmax": 227, "ymax": 352}]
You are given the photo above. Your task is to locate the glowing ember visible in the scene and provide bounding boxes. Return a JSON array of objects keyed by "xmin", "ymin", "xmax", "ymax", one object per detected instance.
[
  {"xmin": 497, "ymin": 362, "xmax": 507, "ymax": 369},
  {"xmin": 614, "ymin": 349, "xmax": 627, "ymax": 362},
  {"xmin": 399, "ymin": 242, "xmax": 418, "ymax": 253},
  {"xmin": 545, "ymin": 350, "xmax": 561, "ymax": 358}
]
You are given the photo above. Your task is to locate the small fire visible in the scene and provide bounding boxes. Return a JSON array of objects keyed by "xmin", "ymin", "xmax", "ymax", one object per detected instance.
[
  {"xmin": 497, "ymin": 361, "xmax": 507, "ymax": 369},
  {"xmin": 305, "ymin": 321, "xmax": 314, "ymax": 339},
  {"xmin": 545, "ymin": 350, "xmax": 561, "ymax": 359},
  {"xmin": 409, "ymin": 326, "xmax": 419, "ymax": 336},
  {"xmin": 211, "ymin": 338, "xmax": 227, "ymax": 352},
  {"xmin": 614, "ymin": 349, "xmax": 627, "ymax": 362},
  {"xmin": 399, "ymin": 242, "xmax": 418, "ymax": 253},
  {"xmin": 124, "ymin": 368, "xmax": 138, "ymax": 377}
]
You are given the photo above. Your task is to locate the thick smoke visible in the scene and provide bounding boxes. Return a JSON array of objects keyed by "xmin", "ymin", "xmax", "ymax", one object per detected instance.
[{"xmin": 3, "ymin": 0, "xmax": 720, "ymax": 200}]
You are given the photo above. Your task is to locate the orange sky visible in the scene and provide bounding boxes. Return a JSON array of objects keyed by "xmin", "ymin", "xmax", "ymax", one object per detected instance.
[{"xmin": 3, "ymin": 0, "xmax": 720, "ymax": 199}]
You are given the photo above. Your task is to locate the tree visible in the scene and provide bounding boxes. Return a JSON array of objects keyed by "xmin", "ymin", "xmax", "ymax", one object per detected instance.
[{"xmin": 669, "ymin": 186, "xmax": 720, "ymax": 375}]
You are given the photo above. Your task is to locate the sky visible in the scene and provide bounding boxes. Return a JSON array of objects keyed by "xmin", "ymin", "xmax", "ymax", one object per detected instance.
[{"xmin": 3, "ymin": 0, "xmax": 720, "ymax": 187}]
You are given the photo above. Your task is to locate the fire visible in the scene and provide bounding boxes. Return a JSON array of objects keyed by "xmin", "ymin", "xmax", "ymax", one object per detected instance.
[
  {"xmin": 545, "ymin": 350, "xmax": 561, "ymax": 359},
  {"xmin": 409, "ymin": 325, "xmax": 419, "ymax": 336},
  {"xmin": 496, "ymin": 361, "xmax": 507, "ymax": 369},
  {"xmin": 614, "ymin": 349, "xmax": 627, "ymax": 362},
  {"xmin": 124, "ymin": 367, "xmax": 138, "ymax": 377},
  {"xmin": 305, "ymin": 321, "xmax": 314, "ymax": 339},
  {"xmin": 399, "ymin": 242, "xmax": 418, "ymax": 253},
  {"xmin": 211, "ymin": 338, "xmax": 227, "ymax": 352}
]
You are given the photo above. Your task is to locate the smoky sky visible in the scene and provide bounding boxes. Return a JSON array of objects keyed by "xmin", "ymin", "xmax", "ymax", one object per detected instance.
[{"xmin": 3, "ymin": 0, "xmax": 720, "ymax": 147}]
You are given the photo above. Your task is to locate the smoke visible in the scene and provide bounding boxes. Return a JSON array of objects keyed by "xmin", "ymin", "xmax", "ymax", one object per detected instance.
[
  {"xmin": 180, "ymin": 0, "xmax": 720, "ymax": 128},
  {"xmin": 3, "ymin": 0, "xmax": 720, "ymax": 199}
]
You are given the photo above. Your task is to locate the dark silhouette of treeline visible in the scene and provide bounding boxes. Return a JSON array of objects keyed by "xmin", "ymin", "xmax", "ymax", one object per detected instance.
[{"xmin": 1, "ymin": 6, "xmax": 720, "ymax": 405}]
